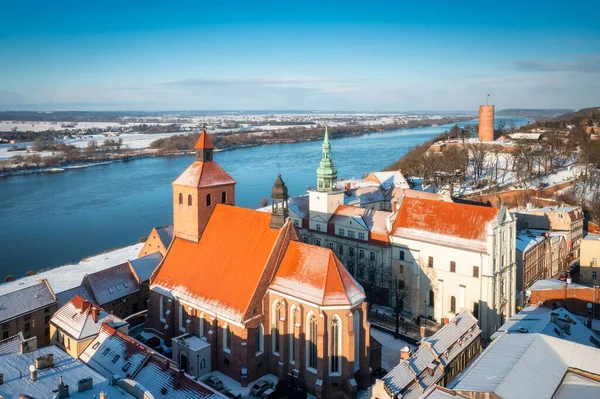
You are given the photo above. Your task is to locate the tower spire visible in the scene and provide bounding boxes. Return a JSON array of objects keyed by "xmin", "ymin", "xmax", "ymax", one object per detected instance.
[
  {"xmin": 195, "ymin": 129, "xmax": 214, "ymax": 162},
  {"xmin": 316, "ymin": 124, "xmax": 337, "ymax": 192}
]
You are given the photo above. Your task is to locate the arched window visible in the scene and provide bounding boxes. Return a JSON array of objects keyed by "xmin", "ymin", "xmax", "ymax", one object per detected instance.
[
  {"xmin": 290, "ymin": 306, "xmax": 296, "ymax": 363},
  {"xmin": 222, "ymin": 191, "xmax": 227, "ymax": 204},
  {"xmin": 187, "ymin": 194, "xmax": 192, "ymax": 207},
  {"xmin": 429, "ymin": 290, "xmax": 435, "ymax": 307},
  {"xmin": 330, "ymin": 316, "xmax": 341, "ymax": 374},
  {"xmin": 178, "ymin": 193, "xmax": 183, "ymax": 205},
  {"xmin": 206, "ymin": 194, "xmax": 211, "ymax": 207},
  {"xmin": 224, "ymin": 325, "xmax": 232, "ymax": 352},
  {"xmin": 272, "ymin": 301, "xmax": 280, "ymax": 354},
  {"xmin": 353, "ymin": 310, "xmax": 361, "ymax": 372},
  {"xmin": 450, "ymin": 296, "xmax": 456, "ymax": 313},
  {"xmin": 307, "ymin": 312, "xmax": 318, "ymax": 370},
  {"xmin": 255, "ymin": 324, "xmax": 264, "ymax": 355},
  {"xmin": 200, "ymin": 358, "xmax": 206, "ymax": 369}
]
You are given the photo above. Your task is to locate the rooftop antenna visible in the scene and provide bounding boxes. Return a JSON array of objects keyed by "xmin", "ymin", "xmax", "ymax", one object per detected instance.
[{"xmin": 486, "ymin": 93, "xmax": 490, "ymax": 105}]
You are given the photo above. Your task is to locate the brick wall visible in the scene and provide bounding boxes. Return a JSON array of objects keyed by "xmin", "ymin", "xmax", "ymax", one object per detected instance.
[{"xmin": 530, "ymin": 285, "xmax": 600, "ymax": 318}]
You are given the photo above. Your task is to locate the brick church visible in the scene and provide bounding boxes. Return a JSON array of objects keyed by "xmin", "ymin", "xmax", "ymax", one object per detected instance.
[{"xmin": 146, "ymin": 130, "xmax": 371, "ymax": 398}]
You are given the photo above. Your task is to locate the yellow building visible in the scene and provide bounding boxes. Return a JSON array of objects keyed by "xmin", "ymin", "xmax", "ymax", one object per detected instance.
[
  {"xmin": 580, "ymin": 233, "xmax": 600, "ymax": 285},
  {"xmin": 49, "ymin": 295, "xmax": 128, "ymax": 358}
]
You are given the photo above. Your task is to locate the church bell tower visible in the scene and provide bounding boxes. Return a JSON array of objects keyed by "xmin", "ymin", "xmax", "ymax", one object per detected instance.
[
  {"xmin": 172, "ymin": 130, "xmax": 237, "ymax": 242},
  {"xmin": 270, "ymin": 174, "xmax": 289, "ymax": 229}
]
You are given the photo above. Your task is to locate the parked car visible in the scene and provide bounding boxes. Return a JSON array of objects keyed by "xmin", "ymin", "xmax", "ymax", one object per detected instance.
[
  {"xmin": 262, "ymin": 388, "xmax": 276, "ymax": 399},
  {"xmin": 250, "ymin": 380, "xmax": 273, "ymax": 396},
  {"xmin": 203, "ymin": 375, "xmax": 224, "ymax": 391},
  {"xmin": 224, "ymin": 390, "xmax": 242, "ymax": 399}
]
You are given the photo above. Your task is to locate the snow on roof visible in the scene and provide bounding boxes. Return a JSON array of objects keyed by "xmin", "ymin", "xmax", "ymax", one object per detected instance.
[
  {"xmin": 288, "ymin": 195, "xmax": 310, "ymax": 219},
  {"xmin": 353, "ymin": 186, "xmax": 385, "ymax": 205},
  {"xmin": 515, "ymin": 231, "xmax": 545, "ymax": 253},
  {"xmin": 366, "ymin": 171, "xmax": 410, "ymax": 189},
  {"xmin": 0, "ymin": 243, "xmax": 143, "ymax": 296},
  {"xmin": 528, "ymin": 279, "xmax": 590, "ymax": 291},
  {"xmin": 79, "ymin": 324, "xmax": 152, "ymax": 379},
  {"xmin": 491, "ymin": 306, "xmax": 600, "ymax": 347},
  {"xmin": 385, "ymin": 188, "xmax": 449, "ymax": 203},
  {"xmin": 508, "ymin": 132, "xmax": 541, "ymax": 140},
  {"xmin": 135, "ymin": 355, "xmax": 224, "ymax": 398},
  {"xmin": 421, "ymin": 386, "xmax": 459, "ymax": 398},
  {"xmin": 330, "ymin": 205, "xmax": 389, "ymax": 236},
  {"xmin": 173, "ymin": 333, "xmax": 211, "ymax": 352},
  {"xmin": 153, "ymin": 205, "xmax": 289, "ymax": 323},
  {"xmin": 553, "ymin": 372, "xmax": 600, "ymax": 398},
  {"xmin": 452, "ymin": 333, "xmax": 600, "ymax": 399},
  {"xmin": 86, "ymin": 262, "xmax": 140, "ymax": 306},
  {"xmin": 583, "ymin": 233, "xmax": 600, "ymax": 241},
  {"xmin": 271, "ymin": 241, "xmax": 365, "ymax": 307},
  {"xmin": 129, "ymin": 252, "xmax": 162, "ymax": 282},
  {"xmin": 0, "ymin": 345, "xmax": 133, "ymax": 399},
  {"xmin": 50, "ymin": 296, "xmax": 126, "ymax": 340},
  {"xmin": 156, "ymin": 224, "xmax": 174, "ymax": 248},
  {"xmin": 55, "ymin": 284, "xmax": 94, "ymax": 307},
  {"xmin": 172, "ymin": 160, "xmax": 236, "ymax": 188},
  {"xmin": 0, "ymin": 334, "xmax": 23, "ymax": 357},
  {"xmin": 0, "ymin": 281, "xmax": 56, "ymax": 323},
  {"xmin": 381, "ymin": 311, "xmax": 479, "ymax": 397}
]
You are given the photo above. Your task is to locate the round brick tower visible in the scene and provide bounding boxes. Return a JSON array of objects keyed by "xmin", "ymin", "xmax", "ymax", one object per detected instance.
[{"xmin": 478, "ymin": 105, "xmax": 495, "ymax": 142}]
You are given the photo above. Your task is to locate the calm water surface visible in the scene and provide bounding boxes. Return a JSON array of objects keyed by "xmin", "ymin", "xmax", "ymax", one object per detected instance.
[{"xmin": 0, "ymin": 117, "xmax": 527, "ymax": 278}]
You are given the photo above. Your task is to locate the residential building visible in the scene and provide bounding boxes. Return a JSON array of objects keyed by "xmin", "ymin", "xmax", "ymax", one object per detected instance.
[
  {"xmin": 580, "ymin": 233, "xmax": 600, "ymax": 285},
  {"xmin": 390, "ymin": 197, "xmax": 517, "ymax": 339},
  {"xmin": 512, "ymin": 204, "xmax": 584, "ymax": 259},
  {"xmin": 139, "ymin": 223, "xmax": 174, "ymax": 257},
  {"xmin": 0, "ymin": 332, "xmax": 38, "ymax": 357},
  {"xmin": 528, "ymin": 279, "xmax": 600, "ymax": 320},
  {"xmin": 146, "ymin": 131, "xmax": 372, "ymax": 398},
  {"xmin": 371, "ymin": 311, "xmax": 481, "ymax": 399},
  {"xmin": 49, "ymin": 295, "xmax": 128, "ymax": 357},
  {"xmin": 0, "ymin": 280, "xmax": 57, "ymax": 346},
  {"xmin": 79, "ymin": 323, "xmax": 225, "ymax": 398},
  {"xmin": 491, "ymin": 305, "xmax": 600, "ymax": 347},
  {"xmin": 451, "ymin": 333, "xmax": 600, "ymax": 399}
]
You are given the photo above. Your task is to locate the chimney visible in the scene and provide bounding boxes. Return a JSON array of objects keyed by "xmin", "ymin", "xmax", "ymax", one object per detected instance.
[
  {"xmin": 36, "ymin": 353, "xmax": 54, "ymax": 369},
  {"xmin": 58, "ymin": 375, "xmax": 70, "ymax": 398},
  {"xmin": 29, "ymin": 365, "xmax": 37, "ymax": 382},
  {"xmin": 400, "ymin": 346, "xmax": 411, "ymax": 360},
  {"xmin": 162, "ymin": 358, "xmax": 170, "ymax": 371},
  {"xmin": 91, "ymin": 306, "xmax": 99, "ymax": 323},
  {"xmin": 420, "ymin": 325, "xmax": 426, "ymax": 339},
  {"xmin": 345, "ymin": 183, "xmax": 352, "ymax": 196},
  {"xmin": 453, "ymin": 317, "xmax": 457, "ymax": 326},
  {"xmin": 442, "ymin": 317, "xmax": 449, "ymax": 326},
  {"xmin": 526, "ymin": 202, "xmax": 533, "ymax": 210}
]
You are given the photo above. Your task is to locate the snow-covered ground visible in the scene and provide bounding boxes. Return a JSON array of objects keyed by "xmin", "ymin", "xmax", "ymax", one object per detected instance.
[
  {"xmin": 370, "ymin": 328, "xmax": 417, "ymax": 371},
  {"xmin": 0, "ymin": 243, "xmax": 142, "ymax": 295},
  {"xmin": 201, "ymin": 370, "xmax": 279, "ymax": 398}
]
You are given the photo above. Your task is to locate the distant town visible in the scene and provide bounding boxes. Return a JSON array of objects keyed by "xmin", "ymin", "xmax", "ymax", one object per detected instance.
[{"xmin": 1, "ymin": 105, "xmax": 600, "ymax": 399}]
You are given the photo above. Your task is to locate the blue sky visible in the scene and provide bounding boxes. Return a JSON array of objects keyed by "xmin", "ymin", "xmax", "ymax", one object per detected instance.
[{"xmin": 1, "ymin": 0, "xmax": 599, "ymax": 111}]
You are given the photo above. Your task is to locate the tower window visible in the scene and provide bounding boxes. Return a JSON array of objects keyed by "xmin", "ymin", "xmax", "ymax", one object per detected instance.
[
  {"xmin": 206, "ymin": 194, "xmax": 211, "ymax": 206},
  {"xmin": 178, "ymin": 193, "xmax": 183, "ymax": 205},
  {"xmin": 187, "ymin": 194, "xmax": 192, "ymax": 207},
  {"xmin": 222, "ymin": 191, "xmax": 227, "ymax": 203},
  {"xmin": 450, "ymin": 296, "xmax": 457, "ymax": 313}
]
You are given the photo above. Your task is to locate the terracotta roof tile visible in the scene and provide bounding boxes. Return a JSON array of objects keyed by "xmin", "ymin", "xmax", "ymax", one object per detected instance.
[
  {"xmin": 194, "ymin": 130, "xmax": 214, "ymax": 150},
  {"xmin": 152, "ymin": 205, "xmax": 285, "ymax": 322},
  {"xmin": 172, "ymin": 161, "xmax": 236, "ymax": 188},
  {"xmin": 271, "ymin": 241, "xmax": 365, "ymax": 306},
  {"xmin": 393, "ymin": 197, "xmax": 498, "ymax": 243}
]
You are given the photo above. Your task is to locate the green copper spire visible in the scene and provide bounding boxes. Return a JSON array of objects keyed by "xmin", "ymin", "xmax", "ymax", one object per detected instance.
[{"xmin": 316, "ymin": 124, "xmax": 338, "ymax": 191}]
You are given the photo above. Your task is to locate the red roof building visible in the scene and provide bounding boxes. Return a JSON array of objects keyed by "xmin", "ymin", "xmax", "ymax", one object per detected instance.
[{"xmin": 146, "ymin": 138, "xmax": 371, "ymax": 399}]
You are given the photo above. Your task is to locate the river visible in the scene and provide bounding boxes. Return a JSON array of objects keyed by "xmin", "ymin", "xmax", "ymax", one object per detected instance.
[{"xmin": 0, "ymin": 117, "xmax": 528, "ymax": 279}]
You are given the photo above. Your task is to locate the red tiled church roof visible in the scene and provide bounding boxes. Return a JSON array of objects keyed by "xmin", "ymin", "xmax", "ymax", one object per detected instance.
[
  {"xmin": 172, "ymin": 161, "xmax": 236, "ymax": 188},
  {"xmin": 152, "ymin": 205, "xmax": 286, "ymax": 322},
  {"xmin": 271, "ymin": 241, "xmax": 365, "ymax": 306},
  {"xmin": 194, "ymin": 130, "xmax": 214, "ymax": 150},
  {"xmin": 393, "ymin": 197, "xmax": 499, "ymax": 242}
]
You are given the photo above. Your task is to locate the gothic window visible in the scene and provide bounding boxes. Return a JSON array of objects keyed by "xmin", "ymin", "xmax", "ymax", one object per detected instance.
[
  {"xmin": 353, "ymin": 310, "xmax": 361, "ymax": 372},
  {"xmin": 307, "ymin": 313, "xmax": 318, "ymax": 370},
  {"xmin": 272, "ymin": 301, "xmax": 280, "ymax": 354},
  {"xmin": 187, "ymin": 194, "xmax": 192, "ymax": 207},
  {"xmin": 290, "ymin": 306, "xmax": 296, "ymax": 363},
  {"xmin": 429, "ymin": 290, "xmax": 435, "ymax": 307},
  {"xmin": 330, "ymin": 316, "xmax": 341, "ymax": 374},
  {"xmin": 206, "ymin": 194, "xmax": 211, "ymax": 206},
  {"xmin": 221, "ymin": 191, "xmax": 227, "ymax": 203},
  {"xmin": 224, "ymin": 325, "xmax": 232, "ymax": 352},
  {"xmin": 450, "ymin": 296, "xmax": 457, "ymax": 313},
  {"xmin": 178, "ymin": 193, "xmax": 183, "ymax": 205},
  {"xmin": 255, "ymin": 324, "xmax": 264, "ymax": 355}
]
